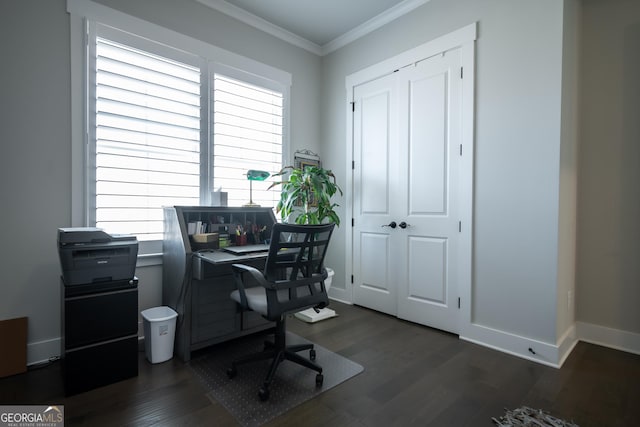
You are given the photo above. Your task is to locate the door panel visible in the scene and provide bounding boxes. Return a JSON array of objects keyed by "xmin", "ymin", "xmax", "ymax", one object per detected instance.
[
  {"xmin": 361, "ymin": 91, "xmax": 391, "ymax": 214},
  {"xmin": 360, "ymin": 90, "xmax": 391, "ymax": 214},
  {"xmin": 409, "ymin": 72, "xmax": 447, "ymax": 215},
  {"xmin": 357, "ymin": 232, "xmax": 393, "ymax": 314},
  {"xmin": 408, "ymin": 236, "xmax": 446, "ymax": 304}
]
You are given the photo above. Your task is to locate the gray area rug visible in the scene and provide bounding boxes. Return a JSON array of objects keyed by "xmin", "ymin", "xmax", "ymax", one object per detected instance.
[
  {"xmin": 189, "ymin": 330, "xmax": 364, "ymax": 427},
  {"xmin": 493, "ymin": 406, "xmax": 579, "ymax": 427}
]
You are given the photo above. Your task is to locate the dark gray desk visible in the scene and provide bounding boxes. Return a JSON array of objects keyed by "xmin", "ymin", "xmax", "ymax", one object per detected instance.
[
  {"xmin": 186, "ymin": 251, "xmax": 272, "ymax": 360},
  {"xmin": 162, "ymin": 206, "xmax": 276, "ymax": 362}
]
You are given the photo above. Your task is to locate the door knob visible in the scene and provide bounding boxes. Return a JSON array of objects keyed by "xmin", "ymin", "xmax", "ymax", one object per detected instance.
[
  {"xmin": 382, "ymin": 221, "xmax": 397, "ymax": 229},
  {"xmin": 399, "ymin": 221, "xmax": 410, "ymax": 229}
]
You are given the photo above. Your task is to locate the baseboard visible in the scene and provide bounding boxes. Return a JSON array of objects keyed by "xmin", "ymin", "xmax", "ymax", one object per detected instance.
[
  {"xmin": 576, "ymin": 321, "xmax": 640, "ymax": 356},
  {"xmin": 556, "ymin": 324, "xmax": 579, "ymax": 367},
  {"xmin": 328, "ymin": 287, "xmax": 352, "ymax": 305},
  {"xmin": 460, "ymin": 323, "xmax": 562, "ymax": 368},
  {"xmin": 328, "ymin": 295, "xmax": 352, "ymax": 305},
  {"xmin": 461, "ymin": 321, "xmax": 640, "ymax": 368},
  {"xmin": 27, "ymin": 337, "xmax": 61, "ymax": 366}
]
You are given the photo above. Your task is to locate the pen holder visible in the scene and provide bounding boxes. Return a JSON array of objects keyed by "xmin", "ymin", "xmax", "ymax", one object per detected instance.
[{"xmin": 235, "ymin": 234, "xmax": 247, "ymax": 246}]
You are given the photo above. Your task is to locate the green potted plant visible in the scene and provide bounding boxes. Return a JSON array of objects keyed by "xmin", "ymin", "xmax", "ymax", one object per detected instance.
[
  {"xmin": 269, "ymin": 165, "xmax": 342, "ymax": 226},
  {"xmin": 269, "ymin": 164, "xmax": 343, "ymax": 323}
]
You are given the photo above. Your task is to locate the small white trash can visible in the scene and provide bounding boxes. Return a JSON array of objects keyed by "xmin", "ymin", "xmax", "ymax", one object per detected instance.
[{"xmin": 141, "ymin": 306, "xmax": 178, "ymax": 364}]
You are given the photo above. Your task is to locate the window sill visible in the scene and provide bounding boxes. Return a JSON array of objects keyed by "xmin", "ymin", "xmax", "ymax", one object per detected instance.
[{"xmin": 136, "ymin": 252, "xmax": 163, "ymax": 267}]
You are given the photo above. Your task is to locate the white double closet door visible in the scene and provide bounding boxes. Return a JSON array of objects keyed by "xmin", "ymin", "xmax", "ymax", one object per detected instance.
[{"xmin": 352, "ymin": 48, "xmax": 463, "ymax": 334}]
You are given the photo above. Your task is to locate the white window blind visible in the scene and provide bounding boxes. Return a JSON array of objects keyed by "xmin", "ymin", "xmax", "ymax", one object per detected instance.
[
  {"xmin": 81, "ymin": 19, "xmax": 290, "ymax": 249},
  {"xmin": 93, "ymin": 37, "xmax": 201, "ymax": 241},
  {"xmin": 212, "ymin": 73, "xmax": 283, "ymax": 207}
]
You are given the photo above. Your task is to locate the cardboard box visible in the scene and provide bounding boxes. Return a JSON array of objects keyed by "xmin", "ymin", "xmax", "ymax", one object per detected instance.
[
  {"xmin": 0, "ymin": 317, "xmax": 27, "ymax": 378},
  {"xmin": 193, "ymin": 233, "xmax": 218, "ymax": 243}
]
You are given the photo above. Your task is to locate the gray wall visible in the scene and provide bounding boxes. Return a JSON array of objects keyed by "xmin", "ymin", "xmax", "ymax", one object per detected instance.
[
  {"xmin": 1, "ymin": 0, "xmax": 72, "ymax": 359},
  {"xmin": 322, "ymin": 0, "xmax": 568, "ymax": 344},
  {"xmin": 577, "ymin": 0, "xmax": 640, "ymax": 334},
  {"xmin": 0, "ymin": 0, "xmax": 321, "ymax": 363}
]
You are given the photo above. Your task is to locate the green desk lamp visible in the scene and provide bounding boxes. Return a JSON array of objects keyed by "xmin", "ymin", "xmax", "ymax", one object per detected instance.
[{"xmin": 244, "ymin": 170, "xmax": 270, "ymax": 207}]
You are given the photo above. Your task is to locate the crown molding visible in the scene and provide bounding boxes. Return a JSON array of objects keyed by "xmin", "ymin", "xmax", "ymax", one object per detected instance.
[
  {"xmin": 196, "ymin": 0, "xmax": 323, "ymax": 55},
  {"xmin": 197, "ymin": 0, "xmax": 431, "ymax": 57},
  {"xmin": 322, "ymin": 0, "xmax": 430, "ymax": 55}
]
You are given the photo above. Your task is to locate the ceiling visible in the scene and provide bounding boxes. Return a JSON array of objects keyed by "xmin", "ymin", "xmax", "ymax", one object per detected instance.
[{"xmin": 196, "ymin": 0, "xmax": 430, "ymax": 55}]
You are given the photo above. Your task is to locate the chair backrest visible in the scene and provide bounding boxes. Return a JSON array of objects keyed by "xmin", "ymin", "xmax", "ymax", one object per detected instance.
[{"xmin": 263, "ymin": 223, "xmax": 335, "ymax": 316}]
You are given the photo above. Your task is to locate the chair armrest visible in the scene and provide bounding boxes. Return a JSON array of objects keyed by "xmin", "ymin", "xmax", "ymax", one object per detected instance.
[
  {"xmin": 231, "ymin": 263, "xmax": 270, "ymax": 309},
  {"xmin": 232, "ymin": 263, "xmax": 270, "ymax": 286}
]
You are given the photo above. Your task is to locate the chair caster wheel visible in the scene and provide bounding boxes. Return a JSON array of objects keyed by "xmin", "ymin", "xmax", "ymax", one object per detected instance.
[
  {"xmin": 310, "ymin": 349, "xmax": 316, "ymax": 361},
  {"xmin": 259, "ymin": 387, "xmax": 270, "ymax": 401},
  {"xmin": 315, "ymin": 373, "xmax": 323, "ymax": 387},
  {"xmin": 227, "ymin": 367, "xmax": 237, "ymax": 379}
]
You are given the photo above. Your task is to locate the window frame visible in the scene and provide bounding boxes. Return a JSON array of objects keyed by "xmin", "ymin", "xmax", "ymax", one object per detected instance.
[{"xmin": 68, "ymin": 0, "xmax": 291, "ymax": 259}]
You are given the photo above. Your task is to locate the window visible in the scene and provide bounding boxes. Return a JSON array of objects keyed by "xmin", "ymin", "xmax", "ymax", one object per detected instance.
[
  {"xmin": 212, "ymin": 72, "xmax": 283, "ymax": 207},
  {"xmin": 82, "ymin": 22, "xmax": 289, "ymax": 249}
]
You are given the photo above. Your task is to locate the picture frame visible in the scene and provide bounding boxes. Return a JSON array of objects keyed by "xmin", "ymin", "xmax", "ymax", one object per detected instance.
[
  {"xmin": 293, "ymin": 149, "xmax": 321, "ymax": 207},
  {"xmin": 294, "ymin": 149, "xmax": 321, "ymax": 170},
  {"xmin": 299, "ymin": 158, "xmax": 320, "ymax": 171}
]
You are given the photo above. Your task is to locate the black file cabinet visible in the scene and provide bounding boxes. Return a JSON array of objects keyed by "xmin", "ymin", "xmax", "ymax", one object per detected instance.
[{"xmin": 61, "ymin": 278, "xmax": 139, "ymax": 396}]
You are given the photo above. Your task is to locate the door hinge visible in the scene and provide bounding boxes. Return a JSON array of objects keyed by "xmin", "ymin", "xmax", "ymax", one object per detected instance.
[
  {"xmin": 351, "ymin": 275, "xmax": 354, "ymax": 284},
  {"xmin": 458, "ymin": 297, "xmax": 461, "ymax": 309},
  {"xmin": 460, "ymin": 67, "xmax": 464, "ymax": 79},
  {"xmin": 459, "ymin": 144, "xmax": 463, "ymax": 156},
  {"xmin": 352, "ymin": 218, "xmax": 355, "ymax": 227},
  {"xmin": 351, "ymin": 101, "xmax": 355, "ymax": 112},
  {"xmin": 352, "ymin": 160, "xmax": 355, "ymax": 170},
  {"xmin": 458, "ymin": 221, "xmax": 462, "ymax": 232}
]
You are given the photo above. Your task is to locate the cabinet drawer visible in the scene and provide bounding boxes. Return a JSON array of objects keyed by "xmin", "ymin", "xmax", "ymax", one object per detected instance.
[
  {"xmin": 64, "ymin": 336, "xmax": 138, "ymax": 396},
  {"xmin": 192, "ymin": 277, "xmax": 240, "ymax": 343},
  {"xmin": 65, "ymin": 288, "xmax": 138, "ymax": 349}
]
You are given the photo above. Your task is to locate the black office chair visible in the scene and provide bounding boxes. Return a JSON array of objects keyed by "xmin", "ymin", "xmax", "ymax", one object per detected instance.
[{"xmin": 227, "ymin": 223, "xmax": 335, "ymax": 401}]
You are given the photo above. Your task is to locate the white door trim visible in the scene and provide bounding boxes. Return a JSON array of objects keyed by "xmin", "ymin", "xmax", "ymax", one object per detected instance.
[
  {"xmin": 343, "ymin": 23, "xmax": 476, "ymax": 328},
  {"xmin": 345, "ymin": 22, "xmax": 477, "ymax": 89}
]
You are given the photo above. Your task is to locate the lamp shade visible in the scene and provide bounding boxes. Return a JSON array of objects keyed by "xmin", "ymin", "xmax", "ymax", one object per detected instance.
[
  {"xmin": 247, "ymin": 170, "xmax": 270, "ymax": 181},
  {"xmin": 244, "ymin": 170, "xmax": 270, "ymax": 207}
]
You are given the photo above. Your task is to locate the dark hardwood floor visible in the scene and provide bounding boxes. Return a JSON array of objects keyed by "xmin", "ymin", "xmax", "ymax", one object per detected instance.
[{"xmin": 1, "ymin": 301, "xmax": 638, "ymax": 426}]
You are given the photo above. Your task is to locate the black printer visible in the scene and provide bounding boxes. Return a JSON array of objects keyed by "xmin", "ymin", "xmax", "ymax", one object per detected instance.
[{"xmin": 58, "ymin": 227, "xmax": 138, "ymax": 286}]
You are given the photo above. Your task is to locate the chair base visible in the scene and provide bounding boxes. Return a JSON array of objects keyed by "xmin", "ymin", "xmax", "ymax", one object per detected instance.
[{"xmin": 227, "ymin": 318, "xmax": 323, "ymax": 401}]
